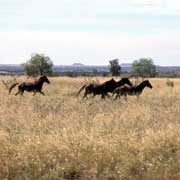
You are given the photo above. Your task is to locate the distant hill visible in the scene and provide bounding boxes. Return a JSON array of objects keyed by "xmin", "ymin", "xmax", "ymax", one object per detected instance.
[
  {"xmin": 0, "ymin": 64, "xmax": 23, "ymax": 74},
  {"xmin": 72, "ymin": 63, "xmax": 84, "ymax": 66},
  {"xmin": 121, "ymin": 63, "xmax": 132, "ymax": 68}
]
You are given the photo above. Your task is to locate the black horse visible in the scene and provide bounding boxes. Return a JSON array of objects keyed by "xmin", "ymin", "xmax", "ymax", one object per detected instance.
[
  {"xmin": 9, "ymin": 75, "xmax": 50, "ymax": 96},
  {"xmin": 113, "ymin": 80, "xmax": 152, "ymax": 99},
  {"xmin": 77, "ymin": 78, "xmax": 132, "ymax": 99}
]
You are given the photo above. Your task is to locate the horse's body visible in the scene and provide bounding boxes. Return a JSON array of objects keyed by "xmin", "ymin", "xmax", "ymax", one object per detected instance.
[
  {"xmin": 77, "ymin": 78, "xmax": 132, "ymax": 99},
  {"xmin": 91, "ymin": 78, "xmax": 117, "ymax": 98},
  {"xmin": 9, "ymin": 75, "xmax": 50, "ymax": 96},
  {"xmin": 113, "ymin": 80, "xmax": 152, "ymax": 99}
]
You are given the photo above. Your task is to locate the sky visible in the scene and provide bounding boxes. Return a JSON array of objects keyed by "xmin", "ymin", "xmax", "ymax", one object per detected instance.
[{"xmin": 0, "ymin": 0, "xmax": 180, "ymax": 66}]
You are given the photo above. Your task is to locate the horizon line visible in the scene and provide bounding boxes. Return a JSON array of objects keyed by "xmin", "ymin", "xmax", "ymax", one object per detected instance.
[{"xmin": 0, "ymin": 63, "xmax": 180, "ymax": 67}]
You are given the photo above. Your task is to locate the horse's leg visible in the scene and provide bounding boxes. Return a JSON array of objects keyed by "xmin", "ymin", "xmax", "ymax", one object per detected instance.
[
  {"xmin": 114, "ymin": 90, "xmax": 120, "ymax": 99},
  {"xmin": 39, "ymin": 91, "xmax": 45, "ymax": 96},
  {"xmin": 115, "ymin": 93, "xmax": 118, "ymax": 100},
  {"xmin": 33, "ymin": 91, "xmax": 37, "ymax": 96},
  {"xmin": 83, "ymin": 94, "xmax": 88, "ymax": 99},
  {"xmin": 104, "ymin": 92, "xmax": 110, "ymax": 99},
  {"xmin": 101, "ymin": 93, "xmax": 105, "ymax": 99},
  {"xmin": 116, "ymin": 91, "xmax": 120, "ymax": 99},
  {"xmin": 124, "ymin": 94, "xmax": 127, "ymax": 101},
  {"xmin": 15, "ymin": 88, "xmax": 22, "ymax": 96},
  {"xmin": 15, "ymin": 90, "xmax": 20, "ymax": 96},
  {"xmin": 83, "ymin": 91, "xmax": 88, "ymax": 99},
  {"xmin": 83, "ymin": 89, "xmax": 90, "ymax": 99},
  {"xmin": 20, "ymin": 89, "xmax": 24, "ymax": 96},
  {"xmin": 117, "ymin": 92, "xmax": 121, "ymax": 99}
]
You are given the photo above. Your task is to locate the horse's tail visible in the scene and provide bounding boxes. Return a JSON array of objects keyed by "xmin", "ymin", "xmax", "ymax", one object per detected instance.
[
  {"xmin": 9, "ymin": 83, "xmax": 19, "ymax": 94},
  {"xmin": 77, "ymin": 84, "xmax": 87, "ymax": 96}
]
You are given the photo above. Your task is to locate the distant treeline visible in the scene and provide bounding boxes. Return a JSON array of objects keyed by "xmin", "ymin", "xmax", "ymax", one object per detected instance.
[{"xmin": 1, "ymin": 64, "xmax": 180, "ymax": 77}]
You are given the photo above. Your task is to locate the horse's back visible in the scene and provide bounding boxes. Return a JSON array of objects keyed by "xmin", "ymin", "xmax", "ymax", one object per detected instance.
[{"xmin": 19, "ymin": 81, "xmax": 39, "ymax": 91}]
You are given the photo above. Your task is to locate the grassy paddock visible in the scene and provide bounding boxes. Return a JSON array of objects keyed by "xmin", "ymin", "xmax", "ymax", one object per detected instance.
[{"xmin": 0, "ymin": 76, "xmax": 180, "ymax": 180}]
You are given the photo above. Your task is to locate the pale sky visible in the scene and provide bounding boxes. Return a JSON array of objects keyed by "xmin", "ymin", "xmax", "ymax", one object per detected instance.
[{"xmin": 0, "ymin": 0, "xmax": 180, "ymax": 65}]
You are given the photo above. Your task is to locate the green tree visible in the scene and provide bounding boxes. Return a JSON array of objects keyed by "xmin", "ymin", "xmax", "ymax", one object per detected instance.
[
  {"xmin": 22, "ymin": 54, "xmax": 53, "ymax": 76},
  {"xmin": 132, "ymin": 58, "xmax": 157, "ymax": 78},
  {"xmin": 109, "ymin": 59, "xmax": 121, "ymax": 76}
]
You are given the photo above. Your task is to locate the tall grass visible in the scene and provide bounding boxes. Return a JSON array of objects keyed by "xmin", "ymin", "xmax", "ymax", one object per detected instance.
[{"xmin": 0, "ymin": 76, "xmax": 180, "ymax": 179}]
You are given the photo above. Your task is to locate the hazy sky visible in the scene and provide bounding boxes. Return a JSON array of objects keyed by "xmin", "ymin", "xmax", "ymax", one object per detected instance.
[{"xmin": 0, "ymin": 0, "xmax": 180, "ymax": 65}]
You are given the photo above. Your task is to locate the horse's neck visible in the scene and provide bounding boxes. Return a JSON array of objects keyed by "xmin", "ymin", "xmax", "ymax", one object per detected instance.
[
  {"xmin": 137, "ymin": 82, "xmax": 146, "ymax": 92},
  {"xmin": 117, "ymin": 80, "xmax": 124, "ymax": 86},
  {"xmin": 37, "ymin": 79, "xmax": 44, "ymax": 89}
]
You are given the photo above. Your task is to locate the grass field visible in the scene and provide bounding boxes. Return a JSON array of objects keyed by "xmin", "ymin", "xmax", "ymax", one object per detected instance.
[{"xmin": 1, "ymin": 76, "xmax": 180, "ymax": 180}]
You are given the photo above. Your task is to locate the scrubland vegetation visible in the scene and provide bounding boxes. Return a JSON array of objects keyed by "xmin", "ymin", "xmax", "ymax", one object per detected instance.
[{"xmin": 1, "ymin": 76, "xmax": 180, "ymax": 180}]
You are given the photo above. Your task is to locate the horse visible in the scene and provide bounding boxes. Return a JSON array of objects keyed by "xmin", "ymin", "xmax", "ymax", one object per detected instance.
[
  {"xmin": 77, "ymin": 78, "xmax": 132, "ymax": 99},
  {"xmin": 9, "ymin": 75, "xmax": 50, "ymax": 96},
  {"xmin": 77, "ymin": 83, "xmax": 97, "ymax": 98},
  {"xmin": 91, "ymin": 78, "xmax": 117, "ymax": 98},
  {"xmin": 77, "ymin": 78, "xmax": 115, "ymax": 99},
  {"xmin": 113, "ymin": 80, "xmax": 152, "ymax": 100}
]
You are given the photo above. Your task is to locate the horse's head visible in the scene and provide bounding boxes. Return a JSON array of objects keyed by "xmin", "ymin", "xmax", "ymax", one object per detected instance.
[
  {"xmin": 122, "ymin": 78, "xmax": 132, "ymax": 86},
  {"xmin": 40, "ymin": 75, "xmax": 50, "ymax": 84},
  {"xmin": 144, "ymin": 80, "xmax": 152, "ymax": 89}
]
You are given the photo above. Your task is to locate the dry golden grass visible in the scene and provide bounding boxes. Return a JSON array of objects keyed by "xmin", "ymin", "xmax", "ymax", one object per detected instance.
[{"xmin": 0, "ymin": 76, "xmax": 180, "ymax": 180}]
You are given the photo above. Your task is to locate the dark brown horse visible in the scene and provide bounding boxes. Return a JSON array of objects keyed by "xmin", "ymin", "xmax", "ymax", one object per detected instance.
[
  {"xmin": 113, "ymin": 80, "xmax": 152, "ymax": 99},
  {"xmin": 9, "ymin": 75, "xmax": 50, "ymax": 96},
  {"xmin": 77, "ymin": 78, "xmax": 132, "ymax": 99}
]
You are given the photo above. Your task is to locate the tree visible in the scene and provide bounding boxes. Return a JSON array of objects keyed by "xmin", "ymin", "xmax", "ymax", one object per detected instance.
[
  {"xmin": 109, "ymin": 59, "xmax": 121, "ymax": 76},
  {"xmin": 132, "ymin": 58, "xmax": 157, "ymax": 78},
  {"xmin": 22, "ymin": 54, "xmax": 53, "ymax": 76}
]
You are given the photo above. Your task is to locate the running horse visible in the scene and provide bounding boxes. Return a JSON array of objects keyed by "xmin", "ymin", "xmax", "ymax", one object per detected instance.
[
  {"xmin": 77, "ymin": 78, "xmax": 132, "ymax": 99},
  {"xmin": 113, "ymin": 80, "xmax": 152, "ymax": 99},
  {"xmin": 9, "ymin": 75, "xmax": 50, "ymax": 96}
]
